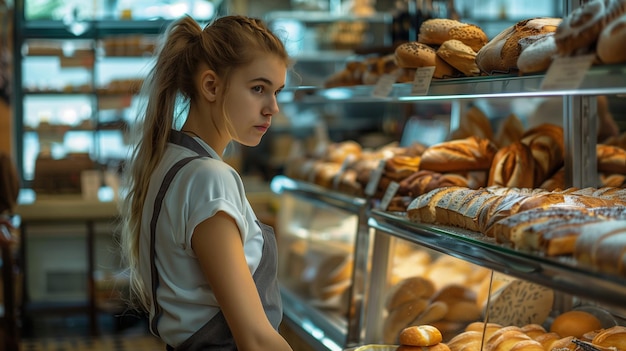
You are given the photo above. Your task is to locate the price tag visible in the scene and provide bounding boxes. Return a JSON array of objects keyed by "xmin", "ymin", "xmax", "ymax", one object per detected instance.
[
  {"xmin": 379, "ymin": 181, "xmax": 400, "ymax": 210},
  {"xmin": 540, "ymin": 54, "xmax": 595, "ymax": 91},
  {"xmin": 372, "ymin": 72, "xmax": 399, "ymax": 98},
  {"xmin": 411, "ymin": 66, "xmax": 436, "ymax": 95},
  {"xmin": 364, "ymin": 160, "xmax": 387, "ymax": 197},
  {"xmin": 332, "ymin": 154, "xmax": 355, "ymax": 190}
]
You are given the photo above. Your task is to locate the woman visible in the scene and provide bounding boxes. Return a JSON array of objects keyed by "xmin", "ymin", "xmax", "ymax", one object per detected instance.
[{"xmin": 119, "ymin": 14, "xmax": 292, "ymax": 351}]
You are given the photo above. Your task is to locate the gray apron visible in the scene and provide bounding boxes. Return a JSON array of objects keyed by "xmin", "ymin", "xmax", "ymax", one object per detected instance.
[{"xmin": 149, "ymin": 130, "xmax": 283, "ymax": 350}]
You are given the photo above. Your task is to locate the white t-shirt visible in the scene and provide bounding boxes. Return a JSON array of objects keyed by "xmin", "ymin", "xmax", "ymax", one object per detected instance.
[{"xmin": 138, "ymin": 137, "xmax": 264, "ymax": 347}]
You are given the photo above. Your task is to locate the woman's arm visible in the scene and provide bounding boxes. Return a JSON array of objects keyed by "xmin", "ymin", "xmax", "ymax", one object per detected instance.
[{"xmin": 191, "ymin": 211, "xmax": 292, "ymax": 351}]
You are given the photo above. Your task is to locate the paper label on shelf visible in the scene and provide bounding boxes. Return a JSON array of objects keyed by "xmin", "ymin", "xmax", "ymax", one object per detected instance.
[
  {"xmin": 540, "ymin": 54, "xmax": 595, "ymax": 91},
  {"xmin": 379, "ymin": 181, "xmax": 399, "ymax": 210},
  {"xmin": 411, "ymin": 66, "xmax": 436, "ymax": 95},
  {"xmin": 364, "ymin": 160, "xmax": 386, "ymax": 197},
  {"xmin": 371, "ymin": 72, "xmax": 399, "ymax": 98}
]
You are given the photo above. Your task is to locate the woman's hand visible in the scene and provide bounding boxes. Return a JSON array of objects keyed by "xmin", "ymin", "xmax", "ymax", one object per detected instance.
[{"xmin": 192, "ymin": 211, "xmax": 292, "ymax": 351}]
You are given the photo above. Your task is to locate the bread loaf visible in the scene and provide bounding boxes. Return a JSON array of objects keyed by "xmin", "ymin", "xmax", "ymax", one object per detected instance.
[
  {"xmin": 449, "ymin": 106, "xmax": 494, "ymax": 142},
  {"xmin": 494, "ymin": 113, "xmax": 525, "ymax": 148},
  {"xmin": 517, "ymin": 33, "xmax": 558, "ymax": 74},
  {"xmin": 554, "ymin": 0, "xmax": 626, "ymax": 55},
  {"xmin": 488, "ymin": 141, "xmax": 536, "ymax": 188},
  {"xmin": 598, "ymin": 13, "xmax": 626, "ymax": 63},
  {"xmin": 476, "ymin": 18, "xmax": 561, "ymax": 74},
  {"xmin": 520, "ymin": 123, "xmax": 564, "ymax": 185},
  {"xmin": 597, "ymin": 144, "xmax": 626, "ymax": 174},
  {"xmin": 420, "ymin": 136, "xmax": 498, "ymax": 173},
  {"xmin": 418, "ymin": 18, "xmax": 488, "ymax": 52}
]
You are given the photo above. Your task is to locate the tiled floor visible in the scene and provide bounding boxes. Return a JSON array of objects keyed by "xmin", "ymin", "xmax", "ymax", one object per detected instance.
[{"xmin": 19, "ymin": 312, "xmax": 165, "ymax": 351}]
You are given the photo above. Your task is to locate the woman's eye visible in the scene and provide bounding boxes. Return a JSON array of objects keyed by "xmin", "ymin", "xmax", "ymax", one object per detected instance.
[{"xmin": 252, "ymin": 85, "xmax": 264, "ymax": 94}]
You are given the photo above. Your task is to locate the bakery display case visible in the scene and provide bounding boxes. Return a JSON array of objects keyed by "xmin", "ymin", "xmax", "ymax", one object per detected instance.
[{"xmin": 271, "ymin": 1, "xmax": 626, "ymax": 349}]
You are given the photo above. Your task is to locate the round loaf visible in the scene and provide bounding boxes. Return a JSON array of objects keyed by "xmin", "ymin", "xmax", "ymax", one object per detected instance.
[
  {"xmin": 436, "ymin": 39, "xmax": 480, "ymax": 77},
  {"xmin": 395, "ymin": 41, "xmax": 457, "ymax": 78},
  {"xmin": 554, "ymin": 0, "xmax": 626, "ymax": 55},
  {"xmin": 598, "ymin": 14, "xmax": 626, "ymax": 63},
  {"xmin": 418, "ymin": 18, "xmax": 488, "ymax": 51},
  {"xmin": 476, "ymin": 17, "xmax": 561, "ymax": 74},
  {"xmin": 488, "ymin": 141, "xmax": 536, "ymax": 188},
  {"xmin": 550, "ymin": 310, "xmax": 603, "ymax": 338},
  {"xmin": 399, "ymin": 325, "xmax": 443, "ymax": 346},
  {"xmin": 517, "ymin": 33, "xmax": 557, "ymax": 74},
  {"xmin": 420, "ymin": 136, "xmax": 498, "ymax": 173}
]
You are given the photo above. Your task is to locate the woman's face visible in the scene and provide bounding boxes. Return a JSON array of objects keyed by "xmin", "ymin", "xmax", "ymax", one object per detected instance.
[{"xmin": 223, "ymin": 53, "xmax": 286, "ymax": 147}]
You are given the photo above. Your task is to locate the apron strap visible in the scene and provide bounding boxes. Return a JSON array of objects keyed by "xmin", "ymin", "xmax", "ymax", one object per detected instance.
[{"xmin": 150, "ymin": 130, "xmax": 212, "ymax": 337}]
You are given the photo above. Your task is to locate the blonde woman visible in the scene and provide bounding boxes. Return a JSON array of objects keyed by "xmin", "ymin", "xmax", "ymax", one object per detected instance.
[{"xmin": 119, "ymin": 15, "xmax": 292, "ymax": 351}]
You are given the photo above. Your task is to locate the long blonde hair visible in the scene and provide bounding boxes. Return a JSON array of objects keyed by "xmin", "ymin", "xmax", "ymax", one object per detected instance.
[{"xmin": 119, "ymin": 15, "xmax": 289, "ymax": 312}]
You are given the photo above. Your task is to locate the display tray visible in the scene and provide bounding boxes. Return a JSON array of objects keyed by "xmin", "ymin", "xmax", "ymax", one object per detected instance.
[{"xmin": 368, "ymin": 209, "xmax": 626, "ymax": 309}]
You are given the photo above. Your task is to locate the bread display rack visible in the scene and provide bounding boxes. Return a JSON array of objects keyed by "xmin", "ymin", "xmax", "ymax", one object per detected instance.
[{"xmin": 272, "ymin": 61, "xmax": 626, "ymax": 351}]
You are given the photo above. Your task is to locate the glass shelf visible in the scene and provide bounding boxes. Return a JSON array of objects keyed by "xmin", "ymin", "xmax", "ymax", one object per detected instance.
[{"xmin": 279, "ymin": 64, "xmax": 626, "ymax": 103}]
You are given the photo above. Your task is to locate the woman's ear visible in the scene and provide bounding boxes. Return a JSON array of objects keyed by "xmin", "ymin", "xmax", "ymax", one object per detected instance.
[{"xmin": 200, "ymin": 69, "xmax": 219, "ymax": 102}]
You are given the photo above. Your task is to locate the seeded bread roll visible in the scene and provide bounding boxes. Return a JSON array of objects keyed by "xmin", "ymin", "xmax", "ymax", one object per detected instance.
[
  {"xmin": 395, "ymin": 41, "xmax": 457, "ymax": 78},
  {"xmin": 598, "ymin": 13, "xmax": 626, "ymax": 63},
  {"xmin": 436, "ymin": 39, "xmax": 480, "ymax": 77},
  {"xmin": 476, "ymin": 17, "xmax": 561, "ymax": 74},
  {"xmin": 554, "ymin": 0, "xmax": 626, "ymax": 56},
  {"xmin": 420, "ymin": 136, "xmax": 498, "ymax": 173},
  {"xmin": 418, "ymin": 18, "xmax": 488, "ymax": 52}
]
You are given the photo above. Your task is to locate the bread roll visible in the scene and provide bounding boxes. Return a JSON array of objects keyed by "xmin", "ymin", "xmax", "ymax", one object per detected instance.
[
  {"xmin": 410, "ymin": 301, "xmax": 449, "ymax": 326},
  {"xmin": 550, "ymin": 310, "xmax": 603, "ymax": 338},
  {"xmin": 420, "ymin": 136, "xmax": 498, "ymax": 173},
  {"xmin": 418, "ymin": 18, "xmax": 488, "ymax": 52},
  {"xmin": 397, "ymin": 343, "xmax": 451, "ymax": 351},
  {"xmin": 486, "ymin": 329, "xmax": 531, "ymax": 351},
  {"xmin": 447, "ymin": 331, "xmax": 482, "ymax": 351},
  {"xmin": 395, "ymin": 41, "xmax": 457, "ymax": 78},
  {"xmin": 436, "ymin": 39, "xmax": 480, "ymax": 77},
  {"xmin": 399, "ymin": 325, "xmax": 443, "ymax": 346},
  {"xmin": 520, "ymin": 324, "xmax": 547, "ymax": 339}
]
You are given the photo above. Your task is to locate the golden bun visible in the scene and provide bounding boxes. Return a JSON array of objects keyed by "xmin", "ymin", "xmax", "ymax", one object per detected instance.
[
  {"xmin": 418, "ymin": 18, "xmax": 488, "ymax": 51},
  {"xmin": 399, "ymin": 325, "xmax": 443, "ymax": 347},
  {"xmin": 597, "ymin": 13, "xmax": 626, "ymax": 64},
  {"xmin": 550, "ymin": 310, "xmax": 603, "ymax": 338}
]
